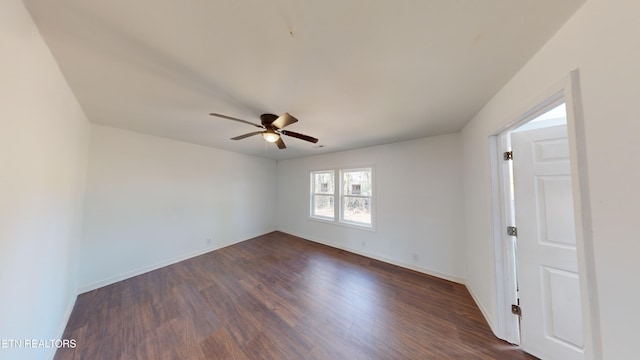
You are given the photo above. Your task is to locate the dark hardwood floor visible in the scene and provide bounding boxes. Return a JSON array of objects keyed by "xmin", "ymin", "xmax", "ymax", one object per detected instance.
[{"xmin": 55, "ymin": 231, "xmax": 536, "ymax": 359}]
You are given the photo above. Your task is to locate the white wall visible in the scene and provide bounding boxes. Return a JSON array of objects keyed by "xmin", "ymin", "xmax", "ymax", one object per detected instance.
[
  {"xmin": 277, "ymin": 134, "xmax": 464, "ymax": 282},
  {"xmin": 79, "ymin": 125, "xmax": 277, "ymax": 291},
  {"xmin": 9, "ymin": 0, "xmax": 638, "ymax": 358},
  {"xmin": 462, "ymin": 0, "xmax": 640, "ymax": 358},
  {"xmin": 0, "ymin": 1, "xmax": 90, "ymax": 359}
]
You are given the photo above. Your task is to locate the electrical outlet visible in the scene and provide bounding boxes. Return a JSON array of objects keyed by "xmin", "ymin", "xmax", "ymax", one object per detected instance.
[
  {"xmin": 361, "ymin": 241, "xmax": 366, "ymax": 247},
  {"xmin": 206, "ymin": 238, "xmax": 212, "ymax": 245},
  {"xmin": 412, "ymin": 253, "xmax": 419, "ymax": 262}
]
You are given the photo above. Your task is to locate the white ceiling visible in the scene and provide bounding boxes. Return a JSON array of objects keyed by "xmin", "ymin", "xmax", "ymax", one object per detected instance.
[{"xmin": 24, "ymin": 0, "xmax": 585, "ymax": 160}]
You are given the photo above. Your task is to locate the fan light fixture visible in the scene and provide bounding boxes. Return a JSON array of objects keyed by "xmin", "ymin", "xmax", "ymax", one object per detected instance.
[{"xmin": 262, "ymin": 130, "xmax": 280, "ymax": 143}]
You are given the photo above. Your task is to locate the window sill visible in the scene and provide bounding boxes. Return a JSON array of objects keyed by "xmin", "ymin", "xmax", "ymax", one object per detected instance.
[{"xmin": 308, "ymin": 216, "xmax": 376, "ymax": 232}]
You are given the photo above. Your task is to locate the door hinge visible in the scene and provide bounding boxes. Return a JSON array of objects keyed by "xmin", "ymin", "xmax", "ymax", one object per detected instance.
[
  {"xmin": 503, "ymin": 151, "xmax": 513, "ymax": 160},
  {"xmin": 507, "ymin": 226, "xmax": 518, "ymax": 236},
  {"xmin": 511, "ymin": 304, "xmax": 522, "ymax": 316}
]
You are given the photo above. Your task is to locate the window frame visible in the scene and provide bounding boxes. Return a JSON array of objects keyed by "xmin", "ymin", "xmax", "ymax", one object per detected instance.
[
  {"xmin": 339, "ymin": 167, "xmax": 373, "ymax": 227},
  {"xmin": 310, "ymin": 170, "xmax": 336, "ymax": 221},
  {"xmin": 309, "ymin": 165, "xmax": 375, "ymax": 230}
]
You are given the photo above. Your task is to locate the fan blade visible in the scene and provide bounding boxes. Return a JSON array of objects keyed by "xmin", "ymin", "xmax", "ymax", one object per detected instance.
[
  {"xmin": 276, "ymin": 137, "xmax": 287, "ymax": 149},
  {"xmin": 231, "ymin": 131, "xmax": 263, "ymax": 140},
  {"xmin": 272, "ymin": 112, "xmax": 299, "ymax": 129},
  {"xmin": 210, "ymin": 113, "xmax": 264, "ymax": 128},
  {"xmin": 281, "ymin": 130, "xmax": 318, "ymax": 143}
]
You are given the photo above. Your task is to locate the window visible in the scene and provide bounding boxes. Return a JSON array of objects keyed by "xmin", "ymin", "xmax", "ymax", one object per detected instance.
[
  {"xmin": 310, "ymin": 167, "xmax": 373, "ymax": 228},
  {"xmin": 340, "ymin": 168, "xmax": 372, "ymax": 226},
  {"xmin": 311, "ymin": 170, "xmax": 335, "ymax": 220}
]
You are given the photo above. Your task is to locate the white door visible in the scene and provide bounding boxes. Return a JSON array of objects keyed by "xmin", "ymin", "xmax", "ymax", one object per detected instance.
[{"xmin": 512, "ymin": 124, "xmax": 584, "ymax": 360}]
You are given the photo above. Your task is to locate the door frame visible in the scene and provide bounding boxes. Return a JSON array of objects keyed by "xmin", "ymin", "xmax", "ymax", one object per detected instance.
[{"xmin": 488, "ymin": 70, "xmax": 601, "ymax": 359}]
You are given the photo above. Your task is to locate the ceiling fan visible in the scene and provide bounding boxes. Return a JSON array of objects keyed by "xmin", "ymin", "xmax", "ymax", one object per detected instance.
[{"xmin": 209, "ymin": 112, "xmax": 318, "ymax": 149}]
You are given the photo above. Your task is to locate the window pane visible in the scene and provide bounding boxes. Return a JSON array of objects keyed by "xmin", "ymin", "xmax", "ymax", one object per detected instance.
[
  {"xmin": 343, "ymin": 170, "xmax": 371, "ymax": 196},
  {"xmin": 313, "ymin": 195, "xmax": 334, "ymax": 218},
  {"xmin": 314, "ymin": 172, "xmax": 334, "ymax": 194},
  {"xmin": 343, "ymin": 196, "xmax": 371, "ymax": 224}
]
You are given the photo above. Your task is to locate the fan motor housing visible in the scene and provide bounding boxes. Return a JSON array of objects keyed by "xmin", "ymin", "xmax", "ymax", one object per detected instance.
[{"xmin": 260, "ymin": 113, "xmax": 279, "ymax": 126}]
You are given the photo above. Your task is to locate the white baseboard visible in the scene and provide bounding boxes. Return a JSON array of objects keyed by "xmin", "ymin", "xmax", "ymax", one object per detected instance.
[
  {"xmin": 283, "ymin": 230, "xmax": 465, "ymax": 285},
  {"xmin": 47, "ymin": 292, "xmax": 77, "ymax": 360},
  {"xmin": 465, "ymin": 281, "xmax": 499, "ymax": 337},
  {"xmin": 356, "ymin": 247, "xmax": 465, "ymax": 284},
  {"xmin": 77, "ymin": 229, "xmax": 466, "ymax": 296},
  {"xmin": 77, "ymin": 240, "xmax": 239, "ymax": 294}
]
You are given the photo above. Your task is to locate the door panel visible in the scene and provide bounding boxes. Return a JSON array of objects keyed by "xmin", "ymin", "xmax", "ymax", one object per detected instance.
[
  {"xmin": 543, "ymin": 266, "xmax": 584, "ymax": 348},
  {"xmin": 537, "ymin": 176, "xmax": 576, "ymax": 246},
  {"xmin": 512, "ymin": 124, "xmax": 584, "ymax": 360}
]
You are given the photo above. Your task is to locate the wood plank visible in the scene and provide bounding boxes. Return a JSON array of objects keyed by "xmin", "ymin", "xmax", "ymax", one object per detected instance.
[{"xmin": 55, "ymin": 231, "xmax": 536, "ymax": 360}]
